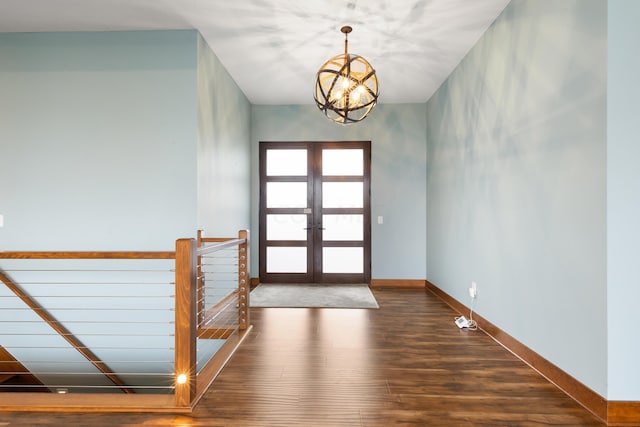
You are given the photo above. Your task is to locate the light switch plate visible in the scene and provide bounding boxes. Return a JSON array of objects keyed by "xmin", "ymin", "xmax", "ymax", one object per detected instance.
[{"xmin": 0, "ymin": 214, "xmax": 3, "ymax": 228}]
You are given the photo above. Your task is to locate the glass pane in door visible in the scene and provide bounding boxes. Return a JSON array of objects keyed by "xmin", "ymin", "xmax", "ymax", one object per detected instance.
[
  {"xmin": 267, "ymin": 149, "xmax": 307, "ymax": 176},
  {"xmin": 267, "ymin": 247, "xmax": 307, "ymax": 273},
  {"xmin": 322, "ymin": 214, "xmax": 363, "ymax": 241},
  {"xmin": 322, "ymin": 149, "xmax": 363, "ymax": 176},
  {"xmin": 322, "ymin": 182, "xmax": 363, "ymax": 208},
  {"xmin": 266, "ymin": 182, "xmax": 307, "ymax": 208},
  {"xmin": 323, "ymin": 247, "xmax": 364, "ymax": 273},
  {"xmin": 267, "ymin": 215, "xmax": 308, "ymax": 240}
]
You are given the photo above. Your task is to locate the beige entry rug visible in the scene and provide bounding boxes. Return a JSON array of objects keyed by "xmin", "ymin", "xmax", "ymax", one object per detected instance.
[{"xmin": 250, "ymin": 284, "xmax": 379, "ymax": 309}]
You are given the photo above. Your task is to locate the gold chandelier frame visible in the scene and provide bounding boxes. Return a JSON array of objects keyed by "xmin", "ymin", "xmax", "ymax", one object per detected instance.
[{"xmin": 314, "ymin": 26, "xmax": 379, "ymax": 124}]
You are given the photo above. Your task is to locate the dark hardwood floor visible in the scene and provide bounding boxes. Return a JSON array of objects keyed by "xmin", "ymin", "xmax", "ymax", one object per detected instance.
[{"xmin": 0, "ymin": 288, "xmax": 605, "ymax": 426}]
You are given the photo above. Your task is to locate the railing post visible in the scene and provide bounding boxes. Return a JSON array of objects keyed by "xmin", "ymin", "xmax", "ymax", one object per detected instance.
[
  {"xmin": 238, "ymin": 230, "xmax": 250, "ymax": 330},
  {"xmin": 174, "ymin": 238, "xmax": 197, "ymax": 408},
  {"xmin": 196, "ymin": 230, "xmax": 204, "ymax": 326}
]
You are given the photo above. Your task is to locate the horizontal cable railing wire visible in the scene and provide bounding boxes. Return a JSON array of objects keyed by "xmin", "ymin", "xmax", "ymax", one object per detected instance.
[
  {"xmin": 195, "ymin": 240, "xmax": 241, "ymax": 370},
  {"xmin": 0, "ymin": 258, "xmax": 176, "ymax": 394}
]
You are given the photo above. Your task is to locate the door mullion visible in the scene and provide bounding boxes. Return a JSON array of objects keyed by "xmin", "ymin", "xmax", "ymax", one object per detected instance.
[
  {"xmin": 306, "ymin": 142, "xmax": 315, "ymax": 281},
  {"xmin": 312, "ymin": 143, "xmax": 323, "ymax": 283}
]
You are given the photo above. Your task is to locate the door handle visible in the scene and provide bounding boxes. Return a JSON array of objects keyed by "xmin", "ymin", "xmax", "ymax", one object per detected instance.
[{"xmin": 317, "ymin": 224, "xmax": 326, "ymax": 230}]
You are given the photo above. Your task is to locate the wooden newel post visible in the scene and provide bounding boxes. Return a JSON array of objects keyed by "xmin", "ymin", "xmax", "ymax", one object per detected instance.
[
  {"xmin": 174, "ymin": 238, "xmax": 197, "ymax": 408},
  {"xmin": 238, "ymin": 230, "xmax": 250, "ymax": 330}
]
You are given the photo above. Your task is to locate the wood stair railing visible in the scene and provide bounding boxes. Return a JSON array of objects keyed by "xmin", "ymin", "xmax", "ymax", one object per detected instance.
[
  {"xmin": 196, "ymin": 230, "xmax": 249, "ymax": 340},
  {"xmin": 0, "ymin": 230, "xmax": 251, "ymax": 412}
]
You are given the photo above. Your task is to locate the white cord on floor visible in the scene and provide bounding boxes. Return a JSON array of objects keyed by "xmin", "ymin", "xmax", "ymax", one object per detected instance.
[
  {"xmin": 467, "ymin": 297, "xmax": 478, "ymax": 330},
  {"xmin": 454, "ymin": 296, "xmax": 478, "ymax": 330}
]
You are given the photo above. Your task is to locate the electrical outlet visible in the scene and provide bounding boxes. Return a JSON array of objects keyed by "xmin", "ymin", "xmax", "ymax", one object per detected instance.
[{"xmin": 469, "ymin": 281, "xmax": 477, "ymax": 299}]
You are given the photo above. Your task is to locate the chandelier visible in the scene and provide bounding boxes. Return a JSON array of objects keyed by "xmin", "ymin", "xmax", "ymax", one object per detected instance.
[{"xmin": 314, "ymin": 26, "xmax": 379, "ymax": 125}]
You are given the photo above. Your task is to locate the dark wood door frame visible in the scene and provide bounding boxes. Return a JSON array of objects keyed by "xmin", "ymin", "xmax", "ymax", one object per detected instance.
[{"xmin": 259, "ymin": 141, "xmax": 371, "ymax": 284}]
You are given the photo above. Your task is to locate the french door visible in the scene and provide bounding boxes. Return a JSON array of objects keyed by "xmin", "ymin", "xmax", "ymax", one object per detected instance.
[{"xmin": 259, "ymin": 141, "xmax": 371, "ymax": 284}]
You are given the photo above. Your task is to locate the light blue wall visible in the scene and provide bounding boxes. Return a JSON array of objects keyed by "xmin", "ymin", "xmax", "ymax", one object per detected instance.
[
  {"xmin": 196, "ymin": 34, "xmax": 251, "ymax": 238},
  {"xmin": 0, "ymin": 30, "xmax": 251, "ymax": 387},
  {"xmin": 0, "ymin": 31, "xmax": 198, "ymax": 250},
  {"xmin": 250, "ymin": 104, "xmax": 427, "ymax": 280},
  {"xmin": 0, "ymin": 30, "xmax": 201, "ymax": 389},
  {"xmin": 426, "ymin": 0, "xmax": 607, "ymax": 396},
  {"xmin": 607, "ymin": 0, "xmax": 640, "ymax": 401}
]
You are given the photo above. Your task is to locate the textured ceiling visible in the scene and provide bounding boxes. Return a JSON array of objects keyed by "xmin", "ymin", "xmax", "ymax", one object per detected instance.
[{"xmin": 0, "ymin": 0, "xmax": 511, "ymax": 104}]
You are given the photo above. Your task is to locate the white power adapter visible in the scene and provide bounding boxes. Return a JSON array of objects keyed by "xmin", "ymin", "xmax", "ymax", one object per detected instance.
[{"xmin": 455, "ymin": 316, "xmax": 469, "ymax": 328}]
